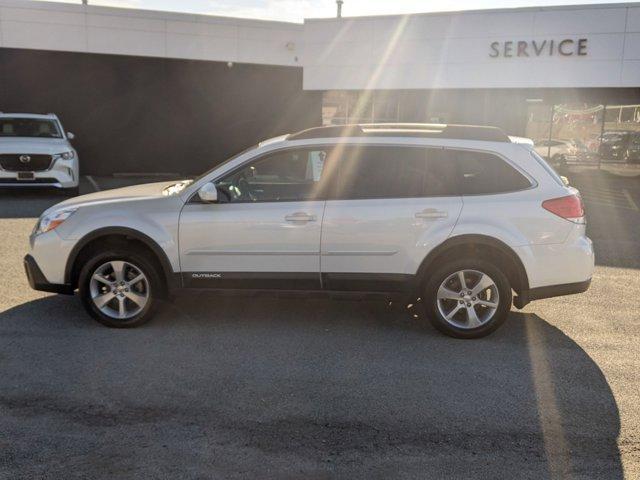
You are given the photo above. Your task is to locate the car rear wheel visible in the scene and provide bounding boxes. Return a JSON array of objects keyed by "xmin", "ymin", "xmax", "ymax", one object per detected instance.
[
  {"xmin": 78, "ymin": 249, "xmax": 162, "ymax": 328},
  {"xmin": 423, "ymin": 258, "xmax": 512, "ymax": 339}
]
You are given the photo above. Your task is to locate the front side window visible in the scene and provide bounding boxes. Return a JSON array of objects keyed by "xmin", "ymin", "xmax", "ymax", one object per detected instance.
[
  {"xmin": 215, "ymin": 148, "xmax": 330, "ymax": 203},
  {"xmin": 0, "ymin": 118, "xmax": 62, "ymax": 138}
]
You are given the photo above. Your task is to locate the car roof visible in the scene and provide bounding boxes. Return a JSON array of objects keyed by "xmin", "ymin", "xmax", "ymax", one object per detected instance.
[
  {"xmin": 0, "ymin": 113, "xmax": 59, "ymax": 119},
  {"xmin": 287, "ymin": 123, "xmax": 511, "ymax": 143}
]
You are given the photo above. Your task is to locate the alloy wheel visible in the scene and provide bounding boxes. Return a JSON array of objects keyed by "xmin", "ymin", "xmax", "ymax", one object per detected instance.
[
  {"xmin": 89, "ymin": 260, "xmax": 150, "ymax": 320},
  {"xmin": 436, "ymin": 269, "xmax": 500, "ymax": 329}
]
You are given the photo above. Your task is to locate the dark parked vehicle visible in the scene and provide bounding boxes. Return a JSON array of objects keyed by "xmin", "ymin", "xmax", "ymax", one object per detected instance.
[
  {"xmin": 626, "ymin": 133, "xmax": 640, "ymax": 162},
  {"xmin": 599, "ymin": 131, "xmax": 632, "ymax": 161}
]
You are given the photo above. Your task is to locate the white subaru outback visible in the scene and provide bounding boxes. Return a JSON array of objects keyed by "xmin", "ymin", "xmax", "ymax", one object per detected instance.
[
  {"xmin": 24, "ymin": 124, "xmax": 594, "ymax": 338},
  {"xmin": 0, "ymin": 113, "xmax": 79, "ymax": 194}
]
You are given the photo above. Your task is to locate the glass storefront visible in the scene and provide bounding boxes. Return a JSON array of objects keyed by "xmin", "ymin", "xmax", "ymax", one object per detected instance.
[
  {"xmin": 322, "ymin": 91, "xmax": 400, "ymax": 125},
  {"xmin": 321, "ymin": 91, "xmax": 640, "ymax": 177},
  {"xmin": 527, "ymin": 103, "xmax": 640, "ymax": 176}
]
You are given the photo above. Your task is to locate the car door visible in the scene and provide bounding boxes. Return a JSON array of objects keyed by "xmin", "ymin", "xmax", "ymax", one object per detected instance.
[
  {"xmin": 320, "ymin": 145, "xmax": 463, "ymax": 291},
  {"xmin": 179, "ymin": 147, "xmax": 332, "ymax": 289}
]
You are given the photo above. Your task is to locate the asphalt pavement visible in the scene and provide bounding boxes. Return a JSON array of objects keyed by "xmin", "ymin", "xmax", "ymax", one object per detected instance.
[{"xmin": 0, "ymin": 172, "xmax": 638, "ymax": 479}]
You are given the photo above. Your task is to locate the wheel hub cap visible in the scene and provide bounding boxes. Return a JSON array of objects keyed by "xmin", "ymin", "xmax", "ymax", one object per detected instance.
[
  {"xmin": 89, "ymin": 260, "xmax": 150, "ymax": 320},
  {"xmin": 436, "ymin": 269, "xmax": 500, "ymax": 330}
]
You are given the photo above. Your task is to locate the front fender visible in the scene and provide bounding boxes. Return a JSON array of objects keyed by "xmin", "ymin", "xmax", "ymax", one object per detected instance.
[{"xmin": 59, "ymin": 197, "xmax": 183, "ymax": 285}]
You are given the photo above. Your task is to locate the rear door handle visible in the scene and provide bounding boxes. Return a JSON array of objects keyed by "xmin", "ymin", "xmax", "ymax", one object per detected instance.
[
  {"xmin": 415, "ymin": 209, "xmax": 448, "ymax": 219},
  {"xmin": 285, "ymin": 212, "xmax": 317, "ymax": 223}
]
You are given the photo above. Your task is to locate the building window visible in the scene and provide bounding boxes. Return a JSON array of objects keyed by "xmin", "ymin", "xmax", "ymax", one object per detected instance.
[{"xmin": 322, "ymin": 91, "xmax": 400, "ymax": 125}]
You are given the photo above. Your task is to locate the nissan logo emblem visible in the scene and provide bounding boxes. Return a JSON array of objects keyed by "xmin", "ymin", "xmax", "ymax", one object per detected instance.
[{"xmin": 19, "ymin": 155, "xmax": 31, "ymax": 164}]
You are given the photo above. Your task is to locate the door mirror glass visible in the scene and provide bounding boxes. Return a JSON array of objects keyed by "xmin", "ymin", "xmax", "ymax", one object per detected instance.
[
  {"xmin": 197, "ymin": 182, "xmax": 218, "ymax": 203},
  {"xmin": 66, "ymin": 132, "xmax": 75, "ymax": 140}
]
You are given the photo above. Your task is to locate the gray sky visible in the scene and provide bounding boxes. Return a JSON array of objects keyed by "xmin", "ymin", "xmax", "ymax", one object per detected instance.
[{"xmin": 37, "ymin": 0, "xmax": 639, "ymax": 22}]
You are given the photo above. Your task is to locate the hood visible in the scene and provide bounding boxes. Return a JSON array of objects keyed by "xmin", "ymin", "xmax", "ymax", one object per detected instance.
[
  {"xmin": 47, "ymin": 180, "xmax": 188, "ymax": 213},
  {"xmin": 0, "ymin": 137, "xmax": 72, "ymax": 154}
]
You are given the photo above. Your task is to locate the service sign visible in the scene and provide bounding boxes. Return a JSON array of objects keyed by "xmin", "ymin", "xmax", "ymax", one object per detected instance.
[{"xmin": 489, "ymin": 38, "xmax": 588, "ymax": 58}]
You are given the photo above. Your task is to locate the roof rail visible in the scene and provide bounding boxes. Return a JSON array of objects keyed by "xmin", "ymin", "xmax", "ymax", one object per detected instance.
[{"xmin": 288, "ymin": 123, "xmax": 511, "ymax": 142}]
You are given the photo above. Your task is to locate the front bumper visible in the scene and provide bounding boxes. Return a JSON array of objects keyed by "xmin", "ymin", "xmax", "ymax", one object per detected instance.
[
  {"xmin": 0, "ymin": 159, "xmax": 78, "ymax": 188},
  {"xmin": 514, "ymin": 278, "xmax": 591, "ymax": 309},
  {"xmin": 24, "ymin": 254, "xmax": 74, "ymax": 294}
]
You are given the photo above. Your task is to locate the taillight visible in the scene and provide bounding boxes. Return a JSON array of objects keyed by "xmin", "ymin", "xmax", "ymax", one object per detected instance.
[{"xmin": 542, "ymin": 194, "xmax": 585, "ymax": 223}]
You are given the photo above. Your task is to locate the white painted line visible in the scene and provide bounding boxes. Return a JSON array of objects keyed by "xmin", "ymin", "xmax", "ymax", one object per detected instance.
[
  {"xmin": 86, "ymin": 175, "xmax": 101, "ymax": 192},
  {"xmin": 622, "ymin": 189, "xmax": 639, "ymax": 212}
]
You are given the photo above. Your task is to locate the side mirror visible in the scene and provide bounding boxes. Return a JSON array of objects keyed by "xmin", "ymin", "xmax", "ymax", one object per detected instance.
[
  {"xmin": 197, "ymin": 182, "xmax": 218, "ymax": 203},
  {"xmin": 67, "ymin": 132, "xmax": 75, "ymax": 140}
]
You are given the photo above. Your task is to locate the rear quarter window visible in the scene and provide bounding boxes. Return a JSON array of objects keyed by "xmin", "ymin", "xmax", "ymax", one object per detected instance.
[
  {"xmin": 450, "ymin": 150, "xmax": 532, "ymax": 195},
  {"xmin": 530, "ymin": 150, "xmax": 565, "ymax": 187}
]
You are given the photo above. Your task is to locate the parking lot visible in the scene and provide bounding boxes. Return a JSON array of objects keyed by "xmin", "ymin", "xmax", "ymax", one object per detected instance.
[{"xmin": 0, "ymin": 172, "xmax": 639, "ymax": 479}]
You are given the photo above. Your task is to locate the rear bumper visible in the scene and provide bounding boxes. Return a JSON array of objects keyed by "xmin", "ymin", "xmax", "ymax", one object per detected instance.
[
  {"xmin": 24, "ymin": 254, "xmax": 74, "ymax": 295},
  {"xmin": 514, "ymin": 278, "xmax": 591, "ymax": 309}
]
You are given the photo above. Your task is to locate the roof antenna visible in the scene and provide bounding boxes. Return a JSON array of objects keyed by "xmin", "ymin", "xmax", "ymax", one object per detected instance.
[{"xmin": 336, "ymin": 0, "xmax": 343, "ymax": 18}]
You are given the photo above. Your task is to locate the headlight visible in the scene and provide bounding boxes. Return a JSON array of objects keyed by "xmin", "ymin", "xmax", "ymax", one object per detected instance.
[
  {"xmin": 53, "ymin": 151, "xmax": 75, "ymax": 161},
  {"xmin": 34, "ymin": 208, "xmax": 77, "ymax": 235}
]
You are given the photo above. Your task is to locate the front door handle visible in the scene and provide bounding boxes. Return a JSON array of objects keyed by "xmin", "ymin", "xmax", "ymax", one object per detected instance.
[
  {"xmin": 285, "ymin": 212, "xmax": 317, "ymax": 223},
  {"xmin": 415, "ymin": 208, "xmax": 448, "ymax": 219}
]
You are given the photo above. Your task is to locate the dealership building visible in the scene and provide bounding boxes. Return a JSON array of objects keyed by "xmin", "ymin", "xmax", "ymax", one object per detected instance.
[{"xmin": 0, "ymin": 0, "xmax": 639, "ymax": 174}]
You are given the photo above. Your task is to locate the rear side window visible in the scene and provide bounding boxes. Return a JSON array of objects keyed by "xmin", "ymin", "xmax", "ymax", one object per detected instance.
[
  {"xmin": 333, "ymin": 146, "xmax": 458, "ymax": 200},
  {"xmin": 450, "ymin": 150, "xmax": 532, "ymax": 195}
]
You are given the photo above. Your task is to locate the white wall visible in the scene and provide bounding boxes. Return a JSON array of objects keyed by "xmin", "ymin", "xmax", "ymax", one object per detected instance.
[
  {"xmin": 0, "ymin": 0, "xmax": 302, "ymax": 66},
  {"xmin": 303, "ymin": 3, "xmax": 640, "ymax": 90},
  {"xmin": 1, "ymin": 1, "xmax": 639, "ymax": 90}
]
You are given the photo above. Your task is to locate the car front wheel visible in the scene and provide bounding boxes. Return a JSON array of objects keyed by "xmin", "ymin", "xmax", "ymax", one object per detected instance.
[
  {"xmin": 423, "ymin": 258, "xmax": 512, "ymax": 339},
  {"xmin": 78, "ymin": 250, "xmax": 162, "ymax": 328}
]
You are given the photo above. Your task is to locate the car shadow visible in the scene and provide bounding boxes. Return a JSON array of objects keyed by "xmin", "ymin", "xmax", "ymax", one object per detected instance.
[{"xmin": 0, "ymin": 293, "xmax": 623, "ymax": 479}]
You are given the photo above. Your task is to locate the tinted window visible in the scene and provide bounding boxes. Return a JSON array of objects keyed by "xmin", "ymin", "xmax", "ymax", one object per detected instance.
[
  {"xmin": 215, "ymin": 148, "xmax": 329, "ymax": 202},
  {"xmin": 452, "ymin": 150, "xmax": 531, "ymax": 195},
  {"xmin": 334, "ymin": 146, "xmax": 457, "ymax": 200}
]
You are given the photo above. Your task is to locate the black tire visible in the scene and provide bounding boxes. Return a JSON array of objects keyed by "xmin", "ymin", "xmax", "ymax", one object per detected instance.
[
  {"xmin": 78, "ymin": 248, "xmax": 163, "ymax": 328},
  {"xmin": 423, "ymin": 258, "xmax": 512, "ymax": 339}
]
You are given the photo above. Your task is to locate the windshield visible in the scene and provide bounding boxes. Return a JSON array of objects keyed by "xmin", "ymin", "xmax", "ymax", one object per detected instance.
[
  {"xmin": 0, "ymin": 118, "xmax": 62, "ymax": 138},
  {"xmin": 191, "ymin": 144, "xmax": 259, "ymax": 184}
]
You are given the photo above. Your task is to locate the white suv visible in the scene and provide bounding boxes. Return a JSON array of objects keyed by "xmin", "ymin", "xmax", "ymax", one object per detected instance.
[
  {"xmin": 24, "ymin": 124, "xmax": 594, "ymax": 338},
  {"xmin": 0, "ymin": 113, "xmax": 79, "ymax": 194}
]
